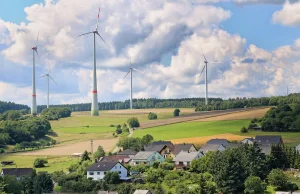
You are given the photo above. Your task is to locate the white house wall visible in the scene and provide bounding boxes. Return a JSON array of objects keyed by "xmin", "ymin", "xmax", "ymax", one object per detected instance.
[{"xmin": 87, "ymin": 163, "xmax": 127, "ymax": 180}]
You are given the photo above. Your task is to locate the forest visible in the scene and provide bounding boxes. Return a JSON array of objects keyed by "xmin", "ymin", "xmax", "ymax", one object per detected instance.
[{"xmin": 0, "ymin": 101, "xmax": 29, "ymax": 114}]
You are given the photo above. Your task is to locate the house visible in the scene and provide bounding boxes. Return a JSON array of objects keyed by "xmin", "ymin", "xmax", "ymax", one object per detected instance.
[
  {"xmin": 255, "ymin": 135, "xmax": 283, "ymax": 145},
  {"xmin": 87, "ymin": 161, "xmax": 128, "ymax": 180},
  {"xmin": 144, "ymin": 141, "xmax": 175, "ymax": 158},
  {"xmin": 200, "ymin": 144, "xmax": 225, "ymax": 154},
  {"xmin": 134, "ymin": 190, "xmax": 152, "ymax": 194},
  {"xmin": 117, "ymin": 149, "xmax": 137, "ymax": 157},
  {"xmin": 173, "ymin": 143, "xmax": 197, "ymax": 156},
  {"xmin": 1, "ymin": 168, "xmax": 33, "ymax": 180},
  {"xmin": 227, "ymin": 143, "xmax": 243, "ymax": 149},
  {"xmin": 296, "ymin": 144, "xmax": 300, "ymax": 152},
  {"xmin": 206, "ymin": 139, "xmax": 229, "ymax": 147},
  {"xmin": 241, "ymin": 138, "xmax": 255, "ymax": 145},
  {"xmin": 131, "ymin": 151, "xmax": 164, "ymax": 166},
  {"xmin": 100, "ymin": 155, "xmax": 131, "ymax": 164},
  {"xmin": 173, "ymin": 151, "xmax": 203, "ymax": 168},
  {"xmin": 259, "ymin": 144, "xmax": 272, "ymax": 155}
]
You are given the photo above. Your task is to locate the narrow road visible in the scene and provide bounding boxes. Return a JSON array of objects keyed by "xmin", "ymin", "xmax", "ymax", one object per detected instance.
[{"xmin": 111, "ymin": 128, "xmax": 134, "ymax": 153}]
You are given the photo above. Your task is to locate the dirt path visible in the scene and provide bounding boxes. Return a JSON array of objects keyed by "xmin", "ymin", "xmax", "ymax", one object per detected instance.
[
  {"xmin": 194, "ymin": 108, "xmax": 269, "ymax": 121},
  {"xmin": 16, "ymin": 139, "xmax": 118, "ymax": 156},
  {"xmin": 138, "ymin": 108, "xmax": 264, "ymax": 129}
]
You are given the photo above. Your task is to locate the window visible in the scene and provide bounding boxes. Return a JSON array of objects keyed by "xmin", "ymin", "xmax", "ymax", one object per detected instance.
[
  {"xmin": 89, "ymin": 172, "xmax": 94, "ymax": 175},
  {"xmin": 97, "ymin": 172, "xmax": 100, "ymax": 175},
  {"xmin": 118, "ymin": 171, "xmax": 121, "ymax": 174},
  {"xmin": 120, "ymin": 166, "xmax": 121, "ymax": 169},
  {"xmin": 104, "ymin": 172, "xmax": 106, "ymax": 175}
]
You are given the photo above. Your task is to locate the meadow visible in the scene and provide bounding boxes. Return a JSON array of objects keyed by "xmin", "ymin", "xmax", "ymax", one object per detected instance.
[{"xmin": 0, "ymin": 155, "xmax": 78, "ymax": 173}]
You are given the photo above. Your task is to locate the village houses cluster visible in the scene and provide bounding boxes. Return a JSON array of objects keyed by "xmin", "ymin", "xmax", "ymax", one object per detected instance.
[{"xmin": 86, "ymin": 135, "xmax": 286, "ymax": 181}]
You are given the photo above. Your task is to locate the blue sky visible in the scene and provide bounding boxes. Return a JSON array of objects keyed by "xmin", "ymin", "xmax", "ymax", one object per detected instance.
[{"xmin": 0, "ymin": 0, "xmax": 299, "ymax": 105}]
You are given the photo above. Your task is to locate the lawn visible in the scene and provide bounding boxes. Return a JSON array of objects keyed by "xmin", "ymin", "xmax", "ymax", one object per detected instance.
[
  {"xmin": 133, "ymin": 120, "xmax": 250, "ymax": 140},
  {"xmin": 0, "ymin": 155, "xmax": 78, "ymax": 173}
]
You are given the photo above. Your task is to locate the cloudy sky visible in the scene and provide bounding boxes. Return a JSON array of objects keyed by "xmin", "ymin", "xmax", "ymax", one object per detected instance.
[{"xmin": 0, "ymin": 0, "xmax": 300, "ymax": 106}]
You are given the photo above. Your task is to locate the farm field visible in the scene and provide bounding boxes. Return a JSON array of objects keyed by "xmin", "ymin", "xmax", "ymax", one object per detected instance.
[
  {"xmin": 50, "ymin": 108, "xmax": 195, "ymax": 144},
  {"xmin": 0, "ymin": 155, "xmax": 78, "ymax": 173}
]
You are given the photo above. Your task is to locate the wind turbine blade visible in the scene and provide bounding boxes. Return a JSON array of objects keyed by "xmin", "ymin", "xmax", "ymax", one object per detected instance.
[
  {"xmin": 36, "ymin": 31, "xmax": 39, "ymax": 46},
  {"xmin": 49, "ymin": 75, "xmax": 57, "ymax": 85},
  {"xmin": 96, "ymin": 7, "xmax": 100, "ymax": 31},
  {"xmin": 199, "ymin": 65, "xmax": 205, "ymax": 78},
  {"xmin": 78, "ymin": 32, "xmax": 93, "ymax": 37},
  {"xmin": 200, "ymin": 48, "xmax": 208, "ymax": 62},
  {"xmin": 132, "ymin": 68, "xmax": 144, "ymax": 74},
  {"xmin": 123, "ymin": 70, "xmax": 130, "ymax": 79},
  {"xmin": 38, "ymin": 75, "xmax": 47, "ymax": 78},
  {"xmin": 95, "ymin": 31, "xmax": 109, "ymax": 49}
]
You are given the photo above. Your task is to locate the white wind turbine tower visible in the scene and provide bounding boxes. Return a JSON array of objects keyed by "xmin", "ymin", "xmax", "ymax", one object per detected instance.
[
  {"xmin": 31, "ymin": 32, "xmax": 40, "ymax": 115},
  {"xmin": 199, "ymin": 50, "xmax": 220, "ymax": 105},
  {"xmin": 39, "ymin": 71, "xmax": 57, "ymax": 108},
  {"xmin": 122, "ymin": 59, "xmax": 144, "ymax": 109},
  {"xmin": 78, "ymin": 8, "xmax": 109, "ymax": 116}
]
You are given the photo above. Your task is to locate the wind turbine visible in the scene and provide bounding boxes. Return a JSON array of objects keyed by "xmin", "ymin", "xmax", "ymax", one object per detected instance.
[
  {"xmin": 78, "ymin": 7, "xmax": 109, "ymax": 116},
  {"xmin": 31, "ymin": 32, "xmax": 40, "ymax": 115},
  {"xmin": 39, "ymin": 71, "xmax": 57, "ymax": 108},
  {"xmin": 122, "ymin": 59, "xmax": 143, "ymax": 109},
  {"xmin": 199, "ymin": 50, "xmax": 220, "ymax": 105}
]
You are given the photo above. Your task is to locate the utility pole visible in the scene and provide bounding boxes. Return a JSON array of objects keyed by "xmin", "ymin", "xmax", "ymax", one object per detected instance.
[{"xmin": 90, "ymin": 139, "xmax": 93, "ymax": 153}]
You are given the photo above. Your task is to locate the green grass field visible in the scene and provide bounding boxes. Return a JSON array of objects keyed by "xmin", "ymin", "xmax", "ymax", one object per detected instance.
[
  {"xmin": 133, "ymin": 119, "xmax": 300, "ymax": 145},
  {"xmin": 0, "ymin": 155, "xmax": 78, "ymax": 173},
  {"xmin": 133, "ymin": 120, "xmax": 250, "ymax": 140}
]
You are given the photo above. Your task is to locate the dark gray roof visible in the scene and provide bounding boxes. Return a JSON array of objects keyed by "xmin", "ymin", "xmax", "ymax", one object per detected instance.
[
  {"xmin": 200, "ymin": 144, "xmax": 225, "ymax": 153},
  {"xmin": 151, "ymin": 141, "xmax": 174, "ymax": 151},
  {"xmin": 255, "ymin": 135, "xmax": 282, "ymax": 144},
  {"xmin": 227, "ymin": 143, "xmax": 243, "ymax": 149},
  {"xmin": 144, "ymin": 144, "xmax": 166, "ymax": 152},
  {"xmin": 132, "ymin": 151, "xmax": 157, "ymax": 160},
  {"xmin": 1, "ymin": 168, "xmax": 33, "ymax": 176},
  {"xmin": 206, "ymin": 139, "xmax": 229, "ymax": 146},
  {"xmin": 117, "ymin": 149, "xmax": 137, "ymax": 155},
  {"xmin": 173, "ymin": 144, "xmax": 196, "ymax": 155},
  {"xmin": 259, "ymin": 144, "xmax": 272, "ymax": 155},
  {"xmin": 87, "ymin": 161, "xmax": 118, "ymax": 171}
]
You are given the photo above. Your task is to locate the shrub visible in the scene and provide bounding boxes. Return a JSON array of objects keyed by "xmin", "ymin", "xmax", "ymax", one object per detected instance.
[
  {"xmin": 127, "ymin": 117, "xmax": 140, "ymax": 128},
  {"xmin": 0, "ymin": 148, "xmax": 4, "ymax": 154},
  {"xmin": 248, "ymin": 123, "xmax": 258, "ymax": 129},
  {"xmin": 34, "ymin": 158, "xmax": 48, "ymax": 168},
  {"xmin": 240, "ymin": 126, "xmax": 248, "ymax": 133},
  {"xmin": 116, "ymin": 128, "xmax": 122, "ymax": 134},
  {"xmin": 109, "ymin": 124, "xmax": 115, "ymax": 127},
  {"xmin": 148, "ymin": 112, "xmax": 158, "ymax": 120},
  {"xmin": 173, "ymin": 109, "xmax": 180, "ymax": 117}
]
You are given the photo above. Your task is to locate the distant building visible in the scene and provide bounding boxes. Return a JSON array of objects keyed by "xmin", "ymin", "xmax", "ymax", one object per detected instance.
[
  {"xmin": 87, "ymin": 161, "xmax": 128, "ymax": 180},
  {"xmin": 255, "ymin": 135, "xmax": 283, "ymax": 145},
  {"xmin": 144, "ymin": 141, "xmax": 175, "ymax": 158},
  {"xmin": 100, "ymin": 155, "xmax": 131, "ymax": 164},
  {"xmin": 173, "ymin": 143, "xmax": 197, "ymax": 156},
  {"xmin": 117, "ymin": 149, "xmax": 137, "ymax": 157},
  {"xmin": 131, "ymin": 151, "xmax": 164, "ymax": 166},
  {"xmin": 1, "ymin": 168, "xmax": 33, "ymax": 180},
  {"xmin": 241, "ymin": 138, "xmax": 255, "ymax": 145},
  {"xmin": 200, "ymin": 144, "xmax": 225, "ymax": 154},
  {"xmin": 296, "ymin": 144, "xmax": 300, "ymax": 152},
  {"xmin": 259, "ymin": 144, "xmax": 272, "ymax": 155},
  {"xmin": 133, "ymin": 190, "xmax": 152, "ymax": 194},
  {"xmin": 173, "ymin": 151, "xmax": 203, "ymax": 169},
  {"xmin": 206, "ymin": 139, "xmax": 229, "ymax": 147}
]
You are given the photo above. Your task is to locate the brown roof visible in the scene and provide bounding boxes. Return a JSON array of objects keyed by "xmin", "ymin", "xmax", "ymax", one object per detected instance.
[
  {"xmin": 173, "ymin": 143, "xmax": 196, "ymax": 155},
  {"xmin": 101, "ymin": 155, "xmax": 131, "ymax": 163}
]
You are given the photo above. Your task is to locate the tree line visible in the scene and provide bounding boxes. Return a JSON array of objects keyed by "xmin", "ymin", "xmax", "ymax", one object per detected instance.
[
  {"xmin": 0, "ymin": 101, "xmax": 30, "ymax": 114},
  {"xmin": 260, "ymin": 104, "xmax": 300, "ymax": 132}
]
